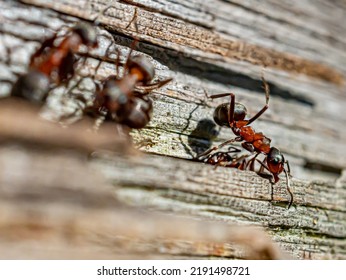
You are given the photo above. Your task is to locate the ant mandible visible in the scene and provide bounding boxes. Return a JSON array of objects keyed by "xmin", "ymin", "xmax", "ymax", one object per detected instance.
[
  {"xmin": 198, "ymin": 76, "xmax": 293, "ymax": 208},
  {"xmin": 11, "ymin": 22, "xmax": 98, "ymax": 104}
]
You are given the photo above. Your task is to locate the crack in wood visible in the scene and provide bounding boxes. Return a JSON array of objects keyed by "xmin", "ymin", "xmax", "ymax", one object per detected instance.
[{"xmin": 22, "ymin": 0, "xmax": 345, "ymax": 84}]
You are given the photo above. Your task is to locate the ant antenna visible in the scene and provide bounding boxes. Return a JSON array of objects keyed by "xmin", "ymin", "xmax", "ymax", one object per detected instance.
[
  {"xmin": 284, "ymin": 169, "xmax": 293, "ymax": 209},
  {"xmin": 124, "ymin": 9, "xmax": 139, "ymax": 73},
  {"xmin": 261, "ymin": 70, "xmax": 270, "ymax": 107},
  {"xmin": 125, "ymin": 6, "xmax": 139, "ymax": 29}
]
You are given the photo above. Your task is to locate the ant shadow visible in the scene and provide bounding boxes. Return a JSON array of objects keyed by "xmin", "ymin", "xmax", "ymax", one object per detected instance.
[
  {"xmin": 177, "ymin": 98, "xmax": 220, "ymax": 158},
  {"xmin": 184, "ymin": 117, "xmax": 220, "ymax": 158},
  {"xmin": 189, "ymin": 118, "xmax": 220, "ymax": 155}
]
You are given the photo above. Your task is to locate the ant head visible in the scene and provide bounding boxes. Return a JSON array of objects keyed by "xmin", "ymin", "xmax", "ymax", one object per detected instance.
[
  {"xmin": 127, "ymin": 55, "xmax": 155, "ymax": 83},
  {"xmin": 73, "ymin": 22, "xmax": 98, "ymax": 48},
  {"xmin": 267, "ymin": 147, "xmax": 285, "ymax": 175},
  {"xmin": 234, "ymin": 103, "xmax": 247, "ymax": 121}
]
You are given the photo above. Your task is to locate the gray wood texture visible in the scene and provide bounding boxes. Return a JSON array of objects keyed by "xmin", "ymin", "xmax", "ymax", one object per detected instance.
[{"xmin": 0, "ymin": 0, "xmax": 345, "ymax": 259}]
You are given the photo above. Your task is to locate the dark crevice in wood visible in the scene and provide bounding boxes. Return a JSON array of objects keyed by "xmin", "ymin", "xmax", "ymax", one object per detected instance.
[
  {"xmin": 268, "ymin": 224, "xmax": 346, "ymax": 240},
  {"xmin": 89, "ymin": 26, "xmax": 316, "ymax": 107},
  {"xmin": 0, "ymin": 28, "xmax": 42, "ymax": 44},
  {"xmin": 19, "ymin": 0, "xmax": 345, "ymax": 84},
  {"xmin": 132, "ymin": 41, "xmax": 316, "ymax": 107},
  {"xmin": 301, "ymin": 204, "xmax": 346, "ymax": 215},
  {"xmin": 304, "ymin": 161, "xmax": 343, "ymax": 176}
]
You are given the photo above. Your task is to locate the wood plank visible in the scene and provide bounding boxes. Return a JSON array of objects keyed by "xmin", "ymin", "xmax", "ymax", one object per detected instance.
[
  {"xmin": 0, "ymin": 0, "xmax": 345, "ymax": 260},
  {"xmin": 21, "ymin": 0, "xmax": 345, "ymax": 84},
  {"xmin": 0, "ymin": 144, "xmax": 286, "ymax": 260}
]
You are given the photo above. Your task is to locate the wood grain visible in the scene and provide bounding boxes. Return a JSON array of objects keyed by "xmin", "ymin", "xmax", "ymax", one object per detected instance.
[{"xmin": 0, "ymin": 0, "xmax": 345, "ymax": 259}]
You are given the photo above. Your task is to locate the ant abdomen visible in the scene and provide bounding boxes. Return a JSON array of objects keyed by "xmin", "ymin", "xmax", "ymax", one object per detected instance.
[
  {"xmin": 213, "ymin": 102, "xmax": 247, "ymax": 127},
  {"xmin": 11, "ymin": 70, "xmax": 50, "ymax": 103},
  {"xmin": 213, "ymin": 103, "xmax": 230, "ymax": 127},
  {"xmin": 123, "ymin": 97, "xmax": 153, "ymax": 129}
]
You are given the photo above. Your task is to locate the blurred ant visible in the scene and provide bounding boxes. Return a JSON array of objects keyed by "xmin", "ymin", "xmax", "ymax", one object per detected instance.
[
  {"xmin": 88, "ymin": 15, "xmax": 172, "ymax": 129},
  {"xmin": 198, "ymin": 76, "xmax": 293, "ymax": 208},
  {"xmin": 10, "ymin": 22, "xmax": 98, "ymax": 104},
  {"xmin": 8, "ymin": 0, "xmax": 121, "ymax": 104}
]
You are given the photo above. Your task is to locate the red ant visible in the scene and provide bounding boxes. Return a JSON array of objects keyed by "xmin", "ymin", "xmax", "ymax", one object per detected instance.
[
  {"xmin": 10, "ymin": 22, "xmax": 98, "ymax": 103},
  {"xmin": 198, "ymin": 77, "xmax": 293, "ymax": 208},
  {"xmin": 200, "ymin": 146, "xmax": 293, "ymax": 208},
  {"xmin": 87, "ymin": 16, "xmax": 173, "ymax": 129}
]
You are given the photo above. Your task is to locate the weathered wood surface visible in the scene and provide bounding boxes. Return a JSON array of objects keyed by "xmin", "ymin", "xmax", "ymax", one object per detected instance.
[
  {"xmin": 0, "ymin": 103, "xmax": 286, "ymax": 260},
  {"xmin": 0, "ymin": 0, "xmax": 346, "ymax": 259},
  {"xmin": 0, "ymin": 99, "xmax": 134, "ymax": 153},
  {"xmin": 1, "ymin": 0, "xmax": 346, "ymax": 180}
]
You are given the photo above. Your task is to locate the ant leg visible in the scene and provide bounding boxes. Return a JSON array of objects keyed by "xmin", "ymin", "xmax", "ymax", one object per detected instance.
[
  {"xmin": 256, "ymin": 159, "xmax": 293, "ymax": 209},
  {"xmin": 115, "ymin": 48, "xmax": 122, "ymax": 78},
  {"xmin": 246, "ymin": 153, "xmax": 260, "ymax": 171},
  {"xmin": 197, "ymin": 137, "xmax": 241, "ymax": 159},
  {"xmin": 121, "ymin": 35, "xmax": 139, "ymax": 78},
  {"xmin": 93, "ymin": 40, "xmax": 114, "ymax": 79},
  {"xmin": 284, "ymin": 169, "xmax": 293, "ymax": 209},
  {"xmin": 234, "ymin": 154, "xmax": 251, "ymax": 170},
  {"xmin": 202, "ymin": 147, "xmax": 240, "ymax": 165},
  {"xmin": 256, "ymin": 158, "xmax": 275, "ymax": 183},
  {"xmin": 125, "ymin": 6, "xmax": 138, "ymax": 29},
  {"xmin": 242, "ymin": 142, "xmax": 255, "ymax": 153},
  {"xmin": 227, "ymin": 146, "xmax": 242, "ymax": 153},
  {"xmin": 77, "ymin": 39, "xmax": 114, "ymax": 80},
  {"xmin": 123, "ymin": 8, "xmax": 139, "ymax": 72},
  {"xmin": 209, "ymin": 92, "xmax": 235, "ymax": 126},
  {"xmin": 246, "ymin": 75, "xmax": 270, "ymax": 125},
  {"xmin": 30, "ymin": 33, "xmax": 58, "ymax": 66},
  {"xmin": 238, "ymin": 157, "xmax": 247, "ymax": 170},
  {"xmin": 285, "ymin": 159, "xmax": 292, "ymax": 178},
  {"xmin": 135, "ymin": 78, "xmax": 173, "ymax": 94}
]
